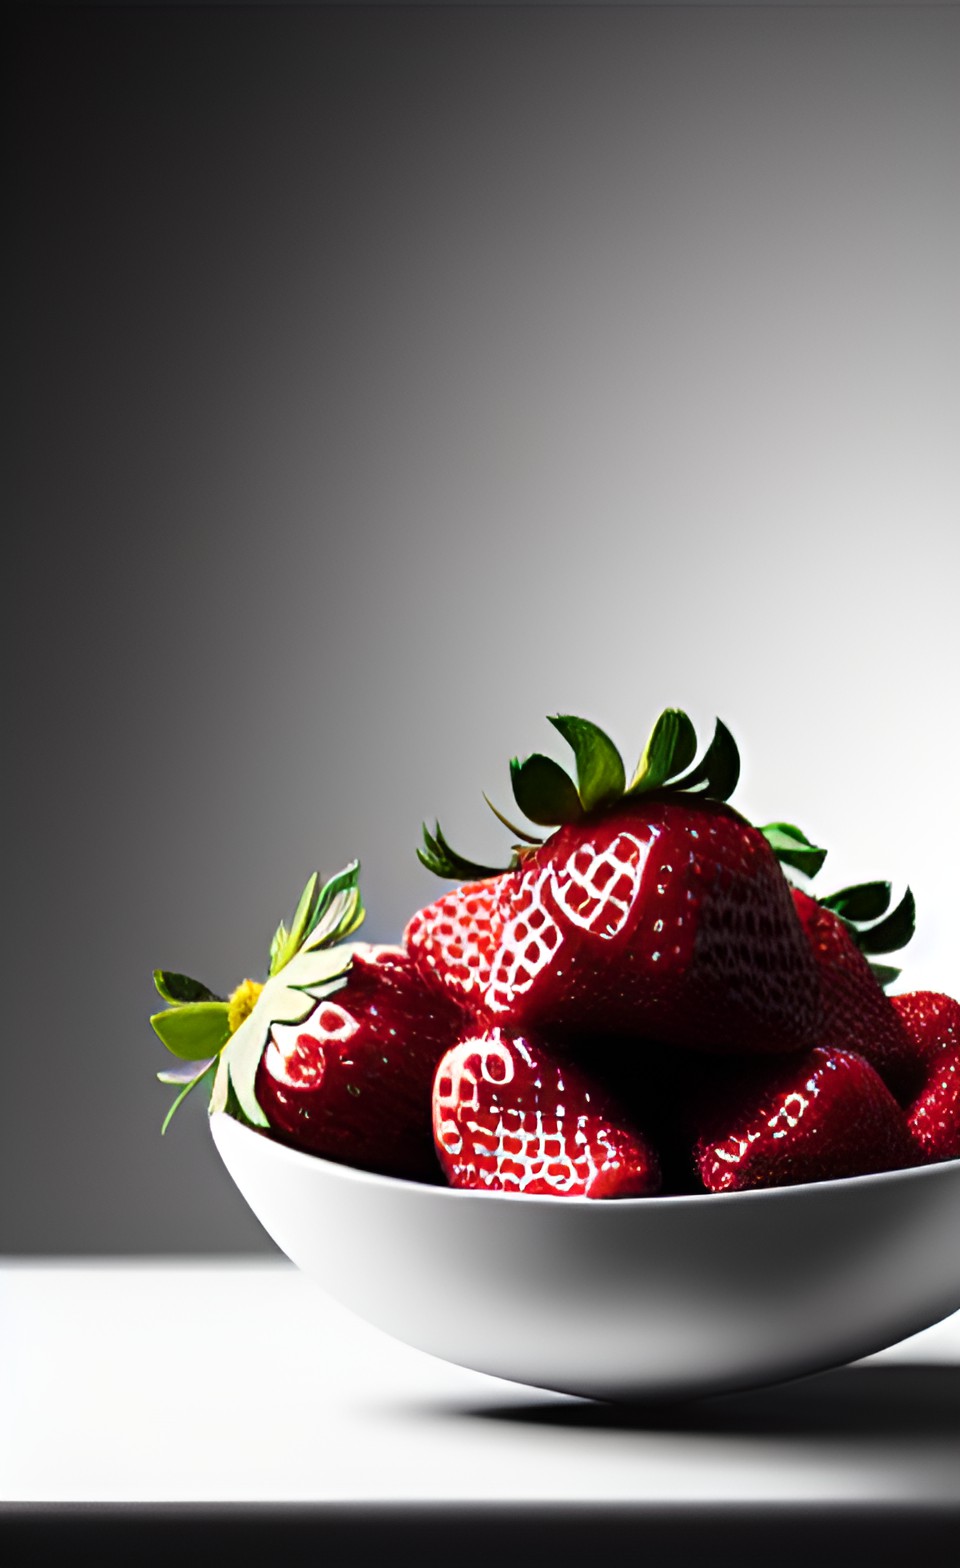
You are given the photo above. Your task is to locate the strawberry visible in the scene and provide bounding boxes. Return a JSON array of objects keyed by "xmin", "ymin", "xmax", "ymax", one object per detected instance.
[
  {"xmin": 890, "ymin": 991, "xmax": 960, "ymax": 1163},
  {"xmin": 690, "ymin": 1045, "xmax": 915, "ymax": 1193},
  {"xmin": 255, "ymin": 943, "xmax": 464, "ymax": 1180},
  {"xmin": 151, "ymin": 861, "xmax": 369, "ymax": 1131},
  {"xmin": 790, "ymin": 881, "xmax": 918, "ymax": 1096},
  {"xmin": 151, "ymin": 861, "xmax": 464, "ymax": 1180},
  {"xmin": 406, "ymin": 709, "xmax": 821, "ymax": 1055},
  {"xmin": 432, "ymin": 1026, "xmax": 660, "ymax": 1197}
]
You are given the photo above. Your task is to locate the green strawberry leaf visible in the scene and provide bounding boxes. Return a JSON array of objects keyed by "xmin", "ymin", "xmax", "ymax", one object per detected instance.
[
  {"xmin": 819, "ymin": 881, "xmax": 892, "ymax": 922},
  {"xmin": 855, "ymin": 887, "xmax": 916, "ymax": 956},
  {"xmin": 153, "ymin": 971, "xmax": 223, "ymax": 1005},
  {"xmin": 548, "ymin": 715, "xmax": 626, "ymax": 812},
  {"xmin": 869, "ymin": 962, "xmax": 901, "ymax": 990},
  {"xmin": 268, "ymin": 863, "xmax": 364, "ymax": 974},
  {"xmin": 671, "ymin": 716, "xmax": 740, "ymax": 802},
  {"xmin": 288, "ymin": 871, "xmax": 320, "ymax": 948},
  {"xmin": 268, "ymin": 921, "xmax": 289, "ymax": 978},
  {"xmin": 510, "ymin": 753, "xmax": 583, "ymax": 827},
  {"xmin": 303, "ymin": 860, "xmax": 365, "ymax": 950},
  {"xmin": 418, "ymin": 821, "xmax": 507, "ymax": 881},
  {"xmin": 760, "ymin": 823, "xmax": 828, "ymax": 878},
  {"xmin": 304, "ymin": 886, "xmax": 363, "ymax": 949},
  {"xmin": 268, "ymin": 873, "xmax": 319, "ymax": 976},
  {"xmin": 150, "ymin": 1001, "xmax": 232, "ymax": 1060},
  {"xmin": 627, "ymin": 708, "xmax": 698, "ymax": 796}
]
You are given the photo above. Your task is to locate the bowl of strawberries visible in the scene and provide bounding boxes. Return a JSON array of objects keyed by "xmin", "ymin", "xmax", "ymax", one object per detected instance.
[{"xmin": 153, "ymin": 709, "xmax": 960, "ymax": 1403}]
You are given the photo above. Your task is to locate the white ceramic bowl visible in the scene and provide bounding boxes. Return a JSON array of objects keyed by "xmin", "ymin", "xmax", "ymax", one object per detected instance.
[{"xmin": 211, "ymin": 1112, "xmax": 960, "ymax": 1403}]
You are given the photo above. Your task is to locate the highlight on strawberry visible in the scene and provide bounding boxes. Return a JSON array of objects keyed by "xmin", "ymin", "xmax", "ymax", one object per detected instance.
[
  {"xmin": 689, "ymin": 1046, "xmax": 916, "ymax": 1194},
  {"xmin": 406, "ymin": 708, "xmax": 824, "ymax": 1053},
  {"xmin": 432, "ymin": 1026, "xmax": 661, "ymax": 1198},
  {"xmin": 150, "ymin": 706, "xmax": 960, "ymax": 1197}
]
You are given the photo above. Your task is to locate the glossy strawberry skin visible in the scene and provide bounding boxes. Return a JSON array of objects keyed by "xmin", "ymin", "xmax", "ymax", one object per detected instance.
[
  {"xmin": 254, "ymin": 944, "xmax": 465, "ymax": 1182},
  {"xmin": 691, "ymin": 1045, "xmax": 916, "ymax": 1193},
  {"xmin": 890, "ymin": 991, "xmax": 960, "ymax": 1163},
  {"xmin": 406, "ymin": 798, "xmax": 819, "ymax": 1055},
  {"xmin": 791, "ymin": 888, "xmax": 917, "ymax": 1097},
  {"xmin": 432, "ymin": 1026, "xmax": 661, "ymax": 1197}
]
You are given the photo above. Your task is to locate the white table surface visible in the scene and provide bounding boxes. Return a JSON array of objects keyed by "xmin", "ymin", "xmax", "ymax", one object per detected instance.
[{"xmin": 2, "ymin": 1259, "xmax": 959, "ymax": 1511}]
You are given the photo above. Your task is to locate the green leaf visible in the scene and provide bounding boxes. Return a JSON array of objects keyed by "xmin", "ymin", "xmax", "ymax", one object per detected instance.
[
  {"xmin": 264, "ymin": 863, "xmax": 366, "ymax": 976},
  {"xmin": 510, "ymin": 754, "xmax": 583, "ymax": 827},
  {"xmin": 303, "ymin": 889, "xmax": 363, "ymax": 951},
  {"xmin": 268, "ymin": 873, "xmax": 321, "ymax": 976},
  {"xmin": 820, "ymin": 881, "xmax": 892, "ymax": 923},
  {"xmin": 159, "ymin": 1061, "xmax": 216, "ymax": 1135},
  {"xmin": 760, "ymin": 823, "xmax": 828, "ymax": 878},
  {"xmin": 150, "ymin": 1001, "xmax": 232, "ymax": 1060},
  {"xmin": 548, "ymin": 715, "xmax": 626, "ymax": 812},
  {"xmin": 268, "ymin": 921, "xmax": 288, "ymax": 977},
  {"xmin": 869, "ymin": 962, "xmax": 901, "ymax": 990},
  {"xmin": 307, "ymin": 860, "xmax": 358, "ymax": 934},
  {"xmin": 855, "ymin": 887, "xmax": 916, "ymax": 956},
  {"xmin": 627, "ymin": 709, "xmax": 698, "ymax": 796},
  {"xmin": 287, "ymin": 871, "xmax": 320, "ymax": 948},
  {"xmin": 303, "ymin": 861, "xmax": 365, "ymax": 950},
  {"xmin": 153, "ymin": 971, "xmax": 223, "ymax": 1005},
  {"xmin": 417, "ymin": 821, "xmax": 507, "ymax": 881},
  {"xmin": 670, "ymin": 717, "xmax": 741, "ymax": 802}
]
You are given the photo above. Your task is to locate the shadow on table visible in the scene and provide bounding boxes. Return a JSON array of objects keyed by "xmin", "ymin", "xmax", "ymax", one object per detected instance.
[
  {"xmin": 458, "ymin": 1361, "xmax": 960, "ymax": 1442},
  {"xmin": 4, "ymin": 1370, "xmax": 957, "ymax": 1565}
]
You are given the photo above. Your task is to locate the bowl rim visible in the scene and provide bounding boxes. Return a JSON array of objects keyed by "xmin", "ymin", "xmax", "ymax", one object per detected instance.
[{"xmin": 209, "ymin": 1110, "xmax": 960, "ymax": 1211}]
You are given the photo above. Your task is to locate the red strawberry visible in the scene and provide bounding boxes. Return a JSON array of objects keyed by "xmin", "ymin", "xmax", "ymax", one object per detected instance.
[
  {"xmin": 890, "ymin": 991, "xmax": 960, "ymax": 1163},
  {"xmin": 432, "ymin": 1025, "xmax": 660, "ymax": 1197},
  {"xmin": 691, "ymin": 1045, "xmax": 915, "ymax": 1193},
  {"xmin": 256, "ymin": 943, "xmax": 465, "ymax": 1181},
  {"xmin": 406, "ymin": 710, "xmax": 820, "ymax": 1055},
  {"xmin": 790, "ymin": 882, "xmax": 918, "ymax": 1096},
  {"xmin": 152, "ymin": 861, "xmax": 465, "ymax": 1181}
]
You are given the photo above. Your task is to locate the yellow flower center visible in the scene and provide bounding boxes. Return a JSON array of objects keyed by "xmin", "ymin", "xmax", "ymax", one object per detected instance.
[{"xmin": 227, "ymin": 978, "xmax": 265, "ymax": 1034}]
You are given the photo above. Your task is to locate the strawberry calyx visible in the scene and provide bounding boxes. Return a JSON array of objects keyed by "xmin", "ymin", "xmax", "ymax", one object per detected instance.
[
  {"xmin": 419, "ymin": 706, "xmax": 827, "ymax": 883},
  {"xmin": 150, "ymin": 860, "xmax": 366, "ymax": 1133},
  {"xmin": 757, "ymin": 822, "xmax": 829, "ymax": 879},
  {"xmin": 814, "ymin": 880, "xmax": 917, "ymax": 989}
]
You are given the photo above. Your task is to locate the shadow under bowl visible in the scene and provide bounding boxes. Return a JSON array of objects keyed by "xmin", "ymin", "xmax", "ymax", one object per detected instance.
[{"xmin": 211, "ymin": 1113, "xmax": 960, "ymax": 1403}]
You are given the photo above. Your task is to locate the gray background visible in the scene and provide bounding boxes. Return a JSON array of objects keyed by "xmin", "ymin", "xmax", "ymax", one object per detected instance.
[{"xmin": 7, "ymin": 2, "xmax": 959, "ymax": 1254}]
